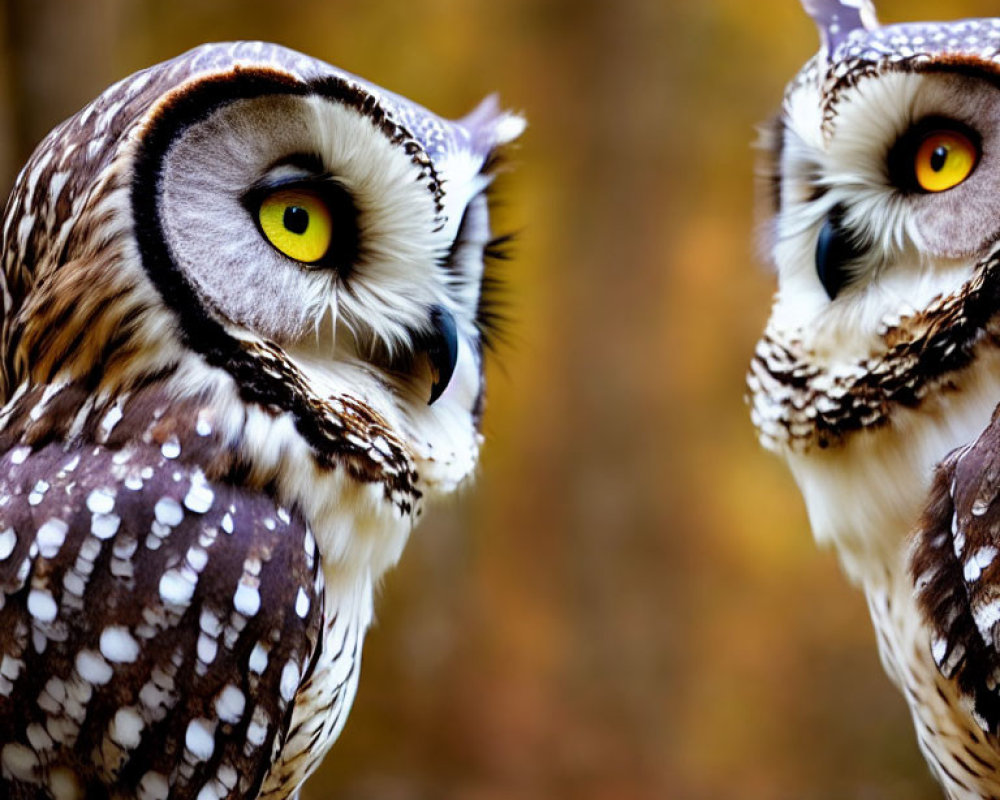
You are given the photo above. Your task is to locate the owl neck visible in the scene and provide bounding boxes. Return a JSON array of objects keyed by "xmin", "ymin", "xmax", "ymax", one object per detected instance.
[
  {"xmin": 781, "ymin": 344, "xmax": 1000, "ymax": 588},
  {"xmin": 0, "ymin": 357, "xmax": 421, "ymax": 592}
]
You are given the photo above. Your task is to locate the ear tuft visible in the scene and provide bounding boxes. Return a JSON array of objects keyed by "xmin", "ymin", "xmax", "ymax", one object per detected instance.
[
  {"xmin": 801, "ymin": 0, "xmax": 879, "ymax": 54},
  {"xmin": 459, "ymin": 94, "xmax": 526, "ymax": 156}
]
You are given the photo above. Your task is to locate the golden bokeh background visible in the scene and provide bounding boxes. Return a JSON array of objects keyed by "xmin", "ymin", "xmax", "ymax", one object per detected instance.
[{"xmin": 1, "ymin": 1, "xmax": 996, "ymax": 797}]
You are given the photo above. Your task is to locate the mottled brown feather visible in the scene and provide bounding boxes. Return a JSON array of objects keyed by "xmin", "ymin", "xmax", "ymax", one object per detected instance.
[{"xmin": 913, "ymin": 406, "xmax": 1000, "ymax": 732}]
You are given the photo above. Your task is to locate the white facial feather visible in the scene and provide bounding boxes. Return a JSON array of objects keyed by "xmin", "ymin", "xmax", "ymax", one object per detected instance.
[
  {"xmin": 769, "ymin": 72, "xmax": 988, "ymax": 367},
  {"xmin": 158, "ymin": 94, "xmax": 443, "ymax": 349}
]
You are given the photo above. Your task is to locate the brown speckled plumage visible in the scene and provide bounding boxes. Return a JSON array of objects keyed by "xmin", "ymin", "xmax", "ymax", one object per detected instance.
[
  {"xmin": 749, "ymin": 251, "xmax": 1000, "ymax": 452},
  {"xmin": 0, "ymin": 40, "xmax": 522, "ymax": 799},
  {"xmin": 750, "ymin": 3, "xmax": 1000, "ymax": 798}
]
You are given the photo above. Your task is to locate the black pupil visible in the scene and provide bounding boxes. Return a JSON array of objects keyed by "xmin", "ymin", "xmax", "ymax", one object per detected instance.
[
  {"xmin": 930, "ymin": 145, "xmax": 949, "ymax": 173},
  {"xmin": 284, "ymin": 206, "xmax": 310, "ymax": 235}
]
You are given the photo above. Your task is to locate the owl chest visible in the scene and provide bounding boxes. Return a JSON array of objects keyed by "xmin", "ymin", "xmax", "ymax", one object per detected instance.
[
  {"xmin": 258, "ymin": 577, "xmax": 373, "ymax": 800},
  {"xmin": 867, "ymin": 570, "xmax": 1000, "ymax": 800}
]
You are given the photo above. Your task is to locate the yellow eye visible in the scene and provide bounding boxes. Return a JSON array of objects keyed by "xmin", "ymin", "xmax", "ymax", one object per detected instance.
[
  {"xmin": 914, "ymin": 130, "xmax": 978, "ymax": 193},
  {"xmin": 258, "ymin": 188, "xmax": 333, "ymax": 264}
]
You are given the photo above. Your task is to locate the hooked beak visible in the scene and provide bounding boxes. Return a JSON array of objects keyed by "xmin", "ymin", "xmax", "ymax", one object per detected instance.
[
  {"xmin": 815, "ymin": 206, "xmax": 864, "ymax": 301},
  {"xmin": 426, "ymin": 305, "xmax": 459, "ymax": 405}
]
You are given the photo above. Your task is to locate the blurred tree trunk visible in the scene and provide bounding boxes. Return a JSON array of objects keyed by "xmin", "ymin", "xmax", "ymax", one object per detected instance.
[
  {"xmin": 1, "ymin": 0, "xmax": 124, "ymax": 196},
  {"xmin": 0, "ymin": 2, "xmax": 18, "ymax": 198}
]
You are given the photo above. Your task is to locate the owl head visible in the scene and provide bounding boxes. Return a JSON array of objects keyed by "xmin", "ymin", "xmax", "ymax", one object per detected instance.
[
  {"xmin": 0, "ymin": 43, "xmax": 523, "ymax": 575},
  {"xmin": 748, "ymin": 2, "xmax": 1000, "ymax": 571},
  {"xmin": 1, "ymin": 43, "xmax": 525, "ymax": 481}
]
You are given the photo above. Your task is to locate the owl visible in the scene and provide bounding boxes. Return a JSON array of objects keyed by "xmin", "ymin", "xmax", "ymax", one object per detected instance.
[
  {"xmin": 748, "ymin": 1, "xmax": 1000, "ymax": 796},
  {"xmin": 0, "ymin": 42, "xmax": 523, "ymax": 799}
]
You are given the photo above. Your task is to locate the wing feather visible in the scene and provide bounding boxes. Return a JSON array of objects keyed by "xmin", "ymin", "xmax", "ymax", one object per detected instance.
[
  {"xmin": 913, "ymin": 412, "xmax": 1000, "ymax": 731},
  {"xmin": 0, "ymin": 439, "xmax": 324, "ymax": 799}
]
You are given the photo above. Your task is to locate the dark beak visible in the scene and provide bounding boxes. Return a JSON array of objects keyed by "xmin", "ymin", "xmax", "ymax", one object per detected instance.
[
  {"xmin": 426, "ymin": 306, "xmax": 459, "ymax": 405},
  {"xmin": 815, "ymin": 206, "xmax": 864, "ymax": 301}
]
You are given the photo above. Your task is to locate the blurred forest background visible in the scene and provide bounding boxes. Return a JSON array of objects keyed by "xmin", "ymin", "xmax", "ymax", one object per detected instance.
[{"xmin": 0, "ymin": 0, "xmax": 995, "ymax": 798}]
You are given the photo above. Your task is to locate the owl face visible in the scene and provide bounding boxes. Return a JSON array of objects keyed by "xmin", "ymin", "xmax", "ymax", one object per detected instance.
[
  {"xmin": 751, "ymin": 10, "xmax": 1000, "ymax": 452},
  {"xmin": 143, "ymin": 71, "xmax": 496, "ymax": 391},
  {"xmin": 136, "ymin": 48, "xmax": 523, "ymax": 462},
  {"xmin": 748, "ymin": 5, "xmax": 1000, "ymax": 571},
  {"xmin": 769, "ymin": 69, "xmax": 997, "ymax": 331}
]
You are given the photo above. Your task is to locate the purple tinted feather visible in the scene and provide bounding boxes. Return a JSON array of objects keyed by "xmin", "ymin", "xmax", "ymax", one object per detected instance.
[
  {"xmin": 456, "ymin": 94, "xmax": 526, "ymax": 160},
  {"xmin": 802, "ymin": 0, "xmax": 880, "ymax": 51}
]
